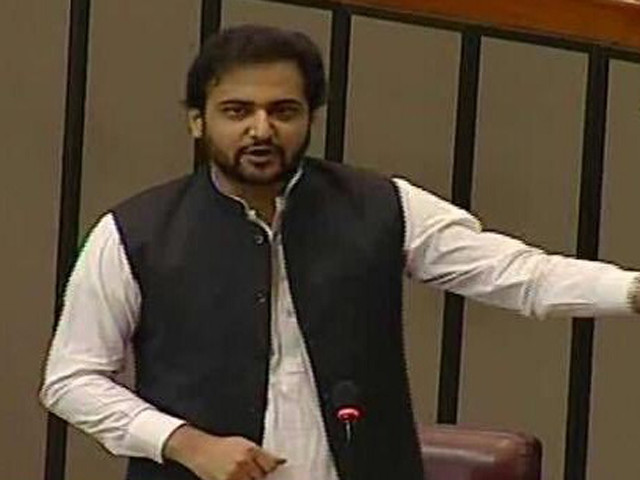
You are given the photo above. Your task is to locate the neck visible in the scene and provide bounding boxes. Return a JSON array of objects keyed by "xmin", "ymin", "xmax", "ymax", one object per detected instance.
[{"xmin": 210, "ymin": 165, "xmax": 282, "ymax": 224}]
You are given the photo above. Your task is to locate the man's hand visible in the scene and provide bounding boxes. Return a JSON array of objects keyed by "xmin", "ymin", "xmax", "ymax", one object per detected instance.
[{"xmin": 163, "ymin": 424, "xmax": 286, "ymax": 480}]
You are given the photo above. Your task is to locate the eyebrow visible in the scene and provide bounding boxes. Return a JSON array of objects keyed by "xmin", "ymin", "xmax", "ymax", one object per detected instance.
[{"xmin": 217, "ymin": 99, "xmax": 305, "ymax": 108}]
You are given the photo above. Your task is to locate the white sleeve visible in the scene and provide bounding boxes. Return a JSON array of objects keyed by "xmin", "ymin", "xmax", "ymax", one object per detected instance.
[
  {"xmin": 40, "ymin": 213, "xmax": 185, "ymax": 463},
  {"xmin": 395, "ymin": 178, "xmax": 638, "ymax": 319}
]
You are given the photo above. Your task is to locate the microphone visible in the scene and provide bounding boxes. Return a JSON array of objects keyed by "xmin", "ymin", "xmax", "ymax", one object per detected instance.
[
  {"xmin": 332, "ymin": 381, "xmax": 362, "ymax": 480},
  {"xmin": 332, "ymin": 380, "xmax": 362, "ymax": 445}
]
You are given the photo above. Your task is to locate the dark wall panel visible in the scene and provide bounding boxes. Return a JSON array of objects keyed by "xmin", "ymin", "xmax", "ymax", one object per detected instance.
[
  {"xmin": 78, "ymin": 0, "xmax": 200, "ymax": 232},
  {"xmin": 459, "ymin": 38, "xmax": 587, "ymax": 480},
  {"xmin": 345, "ymin": 15, "xmax": 460, "ymax": 424},
  {"xmin": 588, "ymin": 59, "xmax": 640, "ymax": 480},
  {"xmin": 0, "ymin": 1, "xmax": 69, "ymax": 479}
]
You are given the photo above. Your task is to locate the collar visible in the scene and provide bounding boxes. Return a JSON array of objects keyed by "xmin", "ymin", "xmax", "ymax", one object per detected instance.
[
  {"xmin": 207, "ymin": 159, "xmax": 306, "ymax": 229},
  {"xmin": 208, "ymin": 158, "xmax": 306, "ymax": 204}
]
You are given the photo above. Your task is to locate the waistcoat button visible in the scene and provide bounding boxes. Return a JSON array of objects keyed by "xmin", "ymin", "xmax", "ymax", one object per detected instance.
[
  {"xmin": 254, "ymin": 233, "xmax": 266, "ymax": 245},
  {"xmin": 256, "ymin": 291, "xmax": 268, "ymax": 304}
]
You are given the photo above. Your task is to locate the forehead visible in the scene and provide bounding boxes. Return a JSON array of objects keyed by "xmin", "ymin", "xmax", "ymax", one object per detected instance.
[{"xmin": 207, "ymin": 61, "xmax": 306, "ymax": 105}]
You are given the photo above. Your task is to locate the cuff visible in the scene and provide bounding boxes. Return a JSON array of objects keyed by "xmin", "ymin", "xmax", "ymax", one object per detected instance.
[
  {"xmin": 123, "ymin": 409, "xmax": 187, "ymax": 463},
  {"xmin": 593, "ymin": 270, "xmax": 640, "ymax": 316}
]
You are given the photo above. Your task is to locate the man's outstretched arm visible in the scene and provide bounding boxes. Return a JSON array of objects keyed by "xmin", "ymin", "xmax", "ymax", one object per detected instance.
[{"xmin": 395, "ymin": 178, "xmax": 640, "ymax": 319}]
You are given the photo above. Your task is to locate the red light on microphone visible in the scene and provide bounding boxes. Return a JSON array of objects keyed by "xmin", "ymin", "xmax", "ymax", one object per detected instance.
[{"xmin": 337, "ymin": 407, "xmax": 362, "ymax": 423}]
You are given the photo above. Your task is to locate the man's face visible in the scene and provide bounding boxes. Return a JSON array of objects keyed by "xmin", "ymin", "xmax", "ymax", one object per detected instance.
[{"xmin": 190, "ymin": 61, "xmax": 313, "ymax": 188}]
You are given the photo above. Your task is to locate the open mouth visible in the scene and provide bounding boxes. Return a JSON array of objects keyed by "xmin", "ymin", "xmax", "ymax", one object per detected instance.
[{"xmin": 241, "ymin": 146, "xmax": 280, "ymax": 163}]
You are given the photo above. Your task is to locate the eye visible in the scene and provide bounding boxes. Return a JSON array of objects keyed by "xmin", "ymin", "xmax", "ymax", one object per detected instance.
[
  {"xmin": 271, "ymin": 105, "xmax": 302, "ymax": 121},
  {"xmin": 222, "ymin": 105, "xmax": 250, "ymax": 119}
]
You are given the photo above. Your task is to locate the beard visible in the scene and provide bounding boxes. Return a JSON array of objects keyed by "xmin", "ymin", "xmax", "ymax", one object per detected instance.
[{"xmin": 201, "ymin": 128, "xmax": 311, "ymax": 186}]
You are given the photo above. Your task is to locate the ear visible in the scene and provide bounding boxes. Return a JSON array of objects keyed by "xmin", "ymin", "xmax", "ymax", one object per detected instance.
[{"xmin": 187, "ymin": 109, "xmax": 204, "ymax": 139}]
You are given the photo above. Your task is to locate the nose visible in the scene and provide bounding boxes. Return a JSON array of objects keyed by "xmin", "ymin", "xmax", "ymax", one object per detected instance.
[{"xmin": 249, "ymin": 109, "xmax": 274, "ymax": 140}]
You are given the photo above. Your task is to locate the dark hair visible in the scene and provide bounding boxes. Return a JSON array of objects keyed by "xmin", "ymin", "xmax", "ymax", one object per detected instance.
[{"xmin": 186, "ymin": 24, "xmax": 327, "ymax": 114}]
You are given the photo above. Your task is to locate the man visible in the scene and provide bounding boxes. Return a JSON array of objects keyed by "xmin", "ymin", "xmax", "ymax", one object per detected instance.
[{"xmin": 41, "ymin": 24, "xmax": 640, "ymax": 480}]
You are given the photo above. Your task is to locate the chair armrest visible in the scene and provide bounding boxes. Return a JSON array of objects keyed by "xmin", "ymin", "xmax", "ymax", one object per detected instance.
[{"xmin": 418, "ymin": 424, "xmax": 542, "ymax": 480}]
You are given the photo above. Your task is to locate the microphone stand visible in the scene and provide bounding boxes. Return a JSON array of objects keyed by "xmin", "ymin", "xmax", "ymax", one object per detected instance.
[
  {"xmin": 333, "ymin": 381, "xmax": 362, "ymax": 480},
  {"xmin": 338, "ymin": 408, "xmax": 360, "ymax": 480}
]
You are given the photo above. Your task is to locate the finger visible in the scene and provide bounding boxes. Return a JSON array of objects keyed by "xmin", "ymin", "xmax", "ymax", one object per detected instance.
[
  {"xmin": 254, "ymin": 449, "xmax": 286, "ymax": 473},
  {"xmin": 239, "ymin": 457, "xmax": 267, "ymax": 480},
  {"xmin": 246, "ymin": 447, "xmax": 273, "ymax": 475},
  {"xmin": 244, "ymin": 448, "xmax": 270, "ymax": 479}
]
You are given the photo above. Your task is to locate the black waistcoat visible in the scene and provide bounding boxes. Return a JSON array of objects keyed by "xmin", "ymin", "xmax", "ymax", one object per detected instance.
[{"xmin": 112, "ymin": 158, "xmax": 423, "ymax": 480}]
